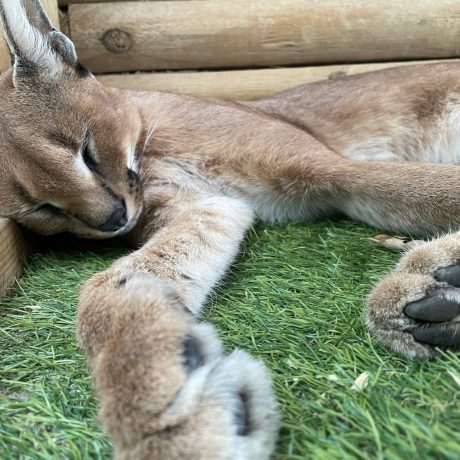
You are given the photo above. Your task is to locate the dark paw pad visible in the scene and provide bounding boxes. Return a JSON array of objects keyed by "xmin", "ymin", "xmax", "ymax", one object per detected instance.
[
  {"xmin": 182, "ymin": 336, "xmax": 204, "ymax": 373},
  {"xmin": 404, "ymin": 286, "xmax": 460, "ymax": 347},
  {"xmin": 412, "ymin": 324, "xmax": 460, "ymax": 347},
  {"xmin": 404, "ymin": 288, "xmax": 460, "ymax": 322},
  {"xmin": 435, "ymin": 264, "xmax": 460, "ymax": 288},
  {"xmin": 233, "ymin": 391, "xmax": 251, "ymax": 436}
]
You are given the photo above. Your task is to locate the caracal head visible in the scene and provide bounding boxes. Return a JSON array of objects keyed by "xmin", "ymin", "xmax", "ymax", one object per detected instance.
[{"xmin": 0, "ymin": 0, "xmax": 144, "ymax": 238}]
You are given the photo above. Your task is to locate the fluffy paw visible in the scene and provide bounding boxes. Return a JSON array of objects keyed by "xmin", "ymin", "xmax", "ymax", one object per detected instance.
[
  {"xmin": 77, "ymin": 272, "xmax": 279, "ymax": 459},
  {"xmin": 366, "ymin": 232, "xmax": 460, "ymax": 358}
]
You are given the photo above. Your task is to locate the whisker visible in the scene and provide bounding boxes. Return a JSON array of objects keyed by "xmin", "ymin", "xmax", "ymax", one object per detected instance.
[
  {"xmin": 128, "ymin": 104, "xmax": 136, "ymax": 171},
  {"xmin": 140, "ymin": 164, "xmax": 156, "ymax": 183},
  {"xmin": 137, "ymin": 108, "xmax": 168, "ymax": 174},
  {"xmin": 129, "ymin": 104, "xmax": 141, "ymax": 172}
]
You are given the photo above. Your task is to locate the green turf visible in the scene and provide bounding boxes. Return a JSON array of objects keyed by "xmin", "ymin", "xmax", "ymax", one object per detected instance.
[{"xmin": 0, "ymin": 219, "xmax": 459, "ymax": 459}]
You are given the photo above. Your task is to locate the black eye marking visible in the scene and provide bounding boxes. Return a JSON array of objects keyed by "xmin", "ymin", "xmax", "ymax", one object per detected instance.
[
  {"xmin": 82, "ymin": 144, "xmax": 97, "ymax": 172},
  {"xmin": 127, "ymin": 169, "xmax": 140, "ymax": 191},
  {"xmin": 81, "ymin": 135, "xmax": 100, "ymax": 173},
  {"xmin": 127, "ymin": 168, "xmax": 138, "ymax": 185}
]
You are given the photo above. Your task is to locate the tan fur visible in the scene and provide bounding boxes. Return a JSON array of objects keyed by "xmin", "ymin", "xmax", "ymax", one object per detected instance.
[{"xmin": 1, "ymin": 1, "xmax": 460, "ymax": 458}]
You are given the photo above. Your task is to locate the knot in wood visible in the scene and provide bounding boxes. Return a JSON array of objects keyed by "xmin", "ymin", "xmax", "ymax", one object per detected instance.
[{"xmin": 101, "ymin": 29, "xmax": 132, "ymax": 54}]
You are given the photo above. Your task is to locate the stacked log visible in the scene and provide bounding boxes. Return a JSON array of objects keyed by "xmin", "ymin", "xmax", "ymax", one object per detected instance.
[
  {"xmin": 2, "ymin": 0, "xmax": 460, "ymax": 94},
  {"xmin": 70, "ymin": 0, "xmax": 460, "ymax": 73},
  {"xmin": 98, "ymin": 60, "xmax": 450, "ymax": 100}
]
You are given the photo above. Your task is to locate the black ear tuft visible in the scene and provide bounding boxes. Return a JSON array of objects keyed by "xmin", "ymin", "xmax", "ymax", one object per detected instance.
[{"xmin": 50, "ymin": 30, "xmax": 77, "ymax": 66}]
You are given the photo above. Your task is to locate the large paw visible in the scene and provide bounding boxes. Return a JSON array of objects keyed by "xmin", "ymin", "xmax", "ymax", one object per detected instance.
[
  {"xmin": 77, "ymin": 272, "xmax": 279, "ymax": 459},
  {"xmin": 366, "ymin": 232, "xmax": 460, "ymax": 358}
]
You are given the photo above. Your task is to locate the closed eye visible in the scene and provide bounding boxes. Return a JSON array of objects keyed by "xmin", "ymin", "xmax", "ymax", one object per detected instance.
[
  {"xmin": 35, "ymin": 203, "xmax": 62, "ymax": 216},
  {"xmin": 49, "ymin": 130, "xmax": 99, "ymax": 173},
  {"xmin": 82, "ymin": 141, "xmax": 99, "ymax": 173}
]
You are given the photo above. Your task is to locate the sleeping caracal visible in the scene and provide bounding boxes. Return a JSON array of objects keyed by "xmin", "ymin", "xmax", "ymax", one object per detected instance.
[{"xmin": 0, "ymin": 1, "xmax": 459, "ymax": 458}]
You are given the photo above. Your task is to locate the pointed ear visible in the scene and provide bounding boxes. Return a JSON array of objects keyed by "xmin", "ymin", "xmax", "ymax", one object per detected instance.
[{"xmin": 0, "ymin": 0, "xmax": 87, "ymax": 78}]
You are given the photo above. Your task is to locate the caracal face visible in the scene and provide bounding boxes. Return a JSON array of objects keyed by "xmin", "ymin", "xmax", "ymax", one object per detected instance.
[{"xmin": 0, "ymin": 5, "xmax": 143, "ymax": 238}]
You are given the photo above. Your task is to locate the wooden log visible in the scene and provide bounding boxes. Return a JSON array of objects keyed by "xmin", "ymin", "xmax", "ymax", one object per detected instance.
[
  {"xmin": 0, "ymin": 219, "xmax": 27, "ymax": 297},
  {"xmin": 97, "ymin": 59, "xmax": 454, "ymax": 100},
  {"xmin": 38, "ymin": 0, "xmax": 61, "ymax": 27},
  {"xmin": 0, "ymin": 41, "xmax": 9, "ymax": 73},
  {"xmin": 70, "ymin": 0, "xmax": 460, "ymax": 74},
  {"xmin": 0, "ymin": 0, "xmax": 60, "ymax": 73},
  {"xmin": 60, "ymin": 0, "xmax": 193, "ymax": 4}
]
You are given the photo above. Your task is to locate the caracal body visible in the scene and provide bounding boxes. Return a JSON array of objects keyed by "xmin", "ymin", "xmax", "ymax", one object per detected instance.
[{"xmin": 0, "ymin": 1, "xmax": 459, "ymax": 458}]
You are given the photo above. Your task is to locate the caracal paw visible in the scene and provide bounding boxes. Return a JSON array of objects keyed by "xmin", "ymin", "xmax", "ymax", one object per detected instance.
[
  {"xmin": 77, "ymin": 272, "xmax": 279, "ymax": 459},
  {"xmin": 366, "ymin": 232, "xmax": 460, "ymax": 358}
]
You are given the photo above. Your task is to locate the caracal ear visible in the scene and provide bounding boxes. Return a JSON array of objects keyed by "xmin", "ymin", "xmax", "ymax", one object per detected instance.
[{"xmin": 0, "ymin": 0, "xmax": 88, "ymax": 80}]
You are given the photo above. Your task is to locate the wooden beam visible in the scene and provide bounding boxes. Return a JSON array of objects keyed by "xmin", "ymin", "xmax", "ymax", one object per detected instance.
[
  {"xmin": 97, "ymin": 59, "xmax": 455, "ymax": 100},
  {"xmin": 0, "ymin": 219, "xmax": 27, "ymax": 297},
  {"xmin": 60, "ymin": 0, "xmax": 192, "ymax": 4},
  {"xmin": 0, "ymin": 39, "xmax": 9, "ymax": 74},
  {"xmin": 39, "ymin": 0, "xmax": 61, "ymax": 26},
  {"xmin": 70, "ymin": 0, "xmax": 460, "ymax": 74},
  {"xmin": 0, "ymin": 0, "xmax": 61, "ymax": 73}
]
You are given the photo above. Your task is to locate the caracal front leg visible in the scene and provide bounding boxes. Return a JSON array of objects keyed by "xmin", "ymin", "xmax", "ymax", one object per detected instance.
[
  {"xmin": 77, "ymin": 194, "xmax": 279, "ymax": 460},
  {"xmin": 366, "ymin": 231, "xmax": 460, "ymax": 358}
]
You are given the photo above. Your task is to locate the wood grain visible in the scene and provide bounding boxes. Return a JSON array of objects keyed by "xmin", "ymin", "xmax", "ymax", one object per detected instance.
[
  {"xmin": 60, "ymin": 0, "xmax": 193, "ymax": 3},
  {"xmin": 0, "ymin": 0, "xmax": 61, "ymax": 73},
  {"xmin": 0, "ymin": 219, "xmax": 27, "ymax": 297},
  {"xmin": 70, "ymin": 0, "xmax": 460, "ymax": 74},
  {"xmin": 97, "ymin": 59, "xmax": 454, "ymax": 100}
]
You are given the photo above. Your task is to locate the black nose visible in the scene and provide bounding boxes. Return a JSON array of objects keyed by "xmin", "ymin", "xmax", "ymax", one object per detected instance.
[{"xmin": 98, "ymin": 201, "xmax": 127, "ymax": 232}]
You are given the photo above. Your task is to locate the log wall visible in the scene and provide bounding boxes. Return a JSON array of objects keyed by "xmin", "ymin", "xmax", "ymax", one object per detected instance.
[
  {"xmin": 98, "ymin": 60, "xmax": 451, "ymax": 100},
  {"xmin": 2, "ymin": 1, "xmax": 459, "ymax": 91},
  {"xmin": 70, "ymin": 0, "xmax": 460, "ymax": 74}
]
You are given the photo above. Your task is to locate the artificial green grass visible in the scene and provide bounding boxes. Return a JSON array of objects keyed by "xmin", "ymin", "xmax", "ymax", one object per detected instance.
[{"xmin": 0, "ymin": 219, "xmax": 459, "ymax": 459}]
